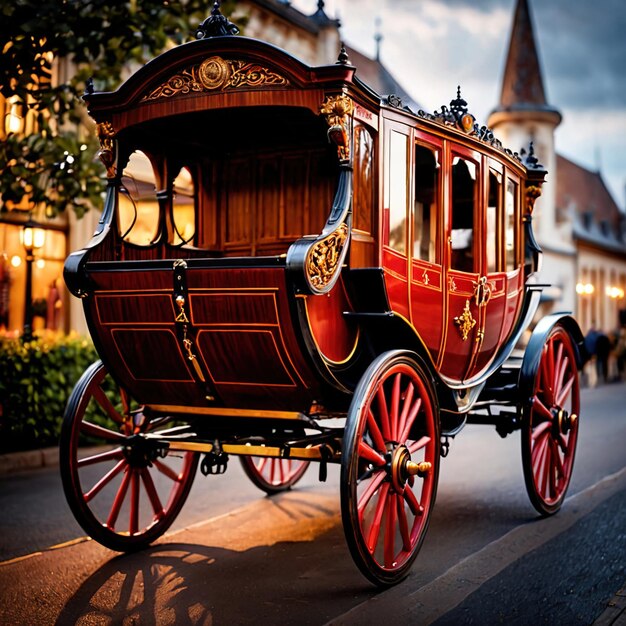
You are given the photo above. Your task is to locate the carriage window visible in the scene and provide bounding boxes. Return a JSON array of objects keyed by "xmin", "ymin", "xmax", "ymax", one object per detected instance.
[
  {"xmin": 170, "ymin": 167, "xmax": 195, "ymax": 245},
  {"xmin": 353, "ymin": 125, "xmax": 374, "ymax": 233},
  {"xmin": 414, "ymin": 144, "xmax": 439, "ymax": 262},
  {"xmin": 118, "ymin": 151, "xmax": 160, "ymax": 245},
  {"xmin": 387, "ymin": 131, "xmax": 408, "ymax": 254},
  {"xmin": 450, "ymin": 157, "xmax": 477, "ymax": 273},
  {"xmin": 487, "ymin": 170, "xmax": 502, "ymax": 273},
  {"xmin": 505, "ymin": 178, "xmax": 518, "ymax": 271}
]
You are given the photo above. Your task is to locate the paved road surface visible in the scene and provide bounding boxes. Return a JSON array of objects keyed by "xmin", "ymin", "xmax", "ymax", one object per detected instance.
[{"xmin": 0, "ymin": 382, "xmax": 624, "ymax": 624}]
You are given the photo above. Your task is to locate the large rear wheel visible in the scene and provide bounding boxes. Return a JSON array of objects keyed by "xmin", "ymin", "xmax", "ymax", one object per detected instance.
[
  {"xmin": 341, "ymin": 351, "xmax": 440, "ymax": 586},
  {"xmin": 60, "ymin": 361, "xmax": 198, "ymax": 551},
  {"xmin": 522, "ymin": 325, "xmax": 580, "ymax": 515}
]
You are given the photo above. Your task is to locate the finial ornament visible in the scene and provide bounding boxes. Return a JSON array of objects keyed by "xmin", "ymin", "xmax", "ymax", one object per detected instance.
[
  {"xmin": 337, "ymin": 43, "xmax": 349, "ymax": 65},
  {"xmin": 196, "ymin": 2, "xmax": 239, "ymax": 39}
]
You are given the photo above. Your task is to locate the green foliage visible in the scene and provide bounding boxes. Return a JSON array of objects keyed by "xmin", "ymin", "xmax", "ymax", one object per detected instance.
[
  {"xmin": 0, "ymin": 333, "xmax": 99, "ymax": 452},
  {"xmin": 0, "ymin": 0, "xmax": 242, "ymax": 218}
]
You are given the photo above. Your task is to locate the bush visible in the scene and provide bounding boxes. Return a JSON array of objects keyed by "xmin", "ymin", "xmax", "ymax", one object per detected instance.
[{"xmin": 0, "ymin": 332, "xmax": 99, "ymax": 453}]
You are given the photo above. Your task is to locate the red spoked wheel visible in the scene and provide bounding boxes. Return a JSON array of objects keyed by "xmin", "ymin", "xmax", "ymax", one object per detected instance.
[
  {"xmin": 240, "ymin": 456, "xmax": 309, "ymax": 494},
  {"xmin": 522, "ymin": 325, "xmax": 580, "ymax": 516},
  {"xmin": 341, "ymin": 351, "xmax": 440, "ymax": 586},
  {"xmin": 60, "ymin": 361, "xmax": 198, "ymax": 551}
]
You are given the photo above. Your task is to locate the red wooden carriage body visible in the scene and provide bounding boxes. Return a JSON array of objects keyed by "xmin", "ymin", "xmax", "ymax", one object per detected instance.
[{"xmin": 61, "ymin": 10, "xmax": 586, "ymax": 586}]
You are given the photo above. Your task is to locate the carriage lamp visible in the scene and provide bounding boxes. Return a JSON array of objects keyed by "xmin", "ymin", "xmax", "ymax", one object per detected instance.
[
  {"xmin": 575, "ymin": 282, "xmax": 594, "ymax": 295},
  {"xmin": 20, "ymin": 221, "xmax": 46, "ymax": 342},
  {"xmin": 606, "ymin": 286, "xmax": 625, "ymax": 299}
]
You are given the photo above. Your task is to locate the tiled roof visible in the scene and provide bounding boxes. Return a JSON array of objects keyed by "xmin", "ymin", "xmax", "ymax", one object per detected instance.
[
  {"xmin": 557, "ymin": 154, "xmax": 626, "ymax": 254},
  {"xmin": 344, "ymin": 45, "xmax": 421, "ymax": 111}
]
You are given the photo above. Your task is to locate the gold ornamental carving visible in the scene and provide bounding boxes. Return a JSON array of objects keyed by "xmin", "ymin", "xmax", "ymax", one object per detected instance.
[
  {"xmin": 454, "ymin": 299, "xmax": 476, "ymax": 342},
  {"xmin": 306, "ymin": 223, "xmax": 349, "ymax": 290},
  {"xmin": 96, "ymin": 121, "xmax": 116, "ymax": 178},
  {"xmin": 320, "ymin": 94, "xmax": 354, "ymax": 161},
  {"xmin": 142, "ymin": 56, "xmax": 289, "ymax": 101},
  {"xmin": 525, "ymin": 184, "xmax": 543, "ymax": 214}
]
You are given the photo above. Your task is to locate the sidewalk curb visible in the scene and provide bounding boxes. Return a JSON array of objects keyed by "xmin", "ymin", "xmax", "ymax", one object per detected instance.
[{"xmin": 0, "ymin": 447, "xmax": 59, "ymax": 476}]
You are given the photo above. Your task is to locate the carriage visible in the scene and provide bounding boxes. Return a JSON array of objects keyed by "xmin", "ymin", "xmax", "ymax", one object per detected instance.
[{"xmin": 61, "ymin": 6, "xmax": 585, "ymax": 586}]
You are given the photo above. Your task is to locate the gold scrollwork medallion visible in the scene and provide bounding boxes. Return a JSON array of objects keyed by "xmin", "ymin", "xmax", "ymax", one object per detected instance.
[
  {"xmin": 306, "ymin": 223, "xmax": 349, "ymax": 290},
  {"xmin": 198, "ymin": 56, "xmax": 232, "ymax": 90},
  {"xmin": 142, "ymin": 57, "xmax": 289, "ymax": 101},
  {"xmin": 454, "ymin": 299, "xmax": 476, "ymax": 342}
]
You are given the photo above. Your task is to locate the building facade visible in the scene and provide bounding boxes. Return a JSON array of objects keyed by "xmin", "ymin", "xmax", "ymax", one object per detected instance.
[{"xmin": 488, "ymin": 0, "xmax": 626, "ymax": 335}]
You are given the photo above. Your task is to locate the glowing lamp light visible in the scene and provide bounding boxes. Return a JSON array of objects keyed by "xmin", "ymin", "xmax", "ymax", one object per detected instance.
[
  {"xmin": 606, "ymin": 286, "xmax": 625, "ymax": 300},
  {"xmin": 575, "ymin": 282, "xmax": 594, "ymax": 295},
  {"xmin": 5, "ymin": 97, "xmax": 24, "ymax": 135},
  {"xmin": 10, "ymin": 255, "xmax": 22, "ymax": 268},
  {"xmin": 20, "ymin": 225, "xmax": 46, "ymax": 252}
]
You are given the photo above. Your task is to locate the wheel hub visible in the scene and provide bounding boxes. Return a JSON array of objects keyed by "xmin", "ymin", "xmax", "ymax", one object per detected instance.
[
  {"xmin": 123, "ymin": 434, "xmax": 164, "ymax": 468},
  {"xmin": 555, "ymin": 408, "xmax": 577, "ymax": 435},
  {"xmin": 389, "ymin": 445, "xmax": 431, "ymax": 493}
]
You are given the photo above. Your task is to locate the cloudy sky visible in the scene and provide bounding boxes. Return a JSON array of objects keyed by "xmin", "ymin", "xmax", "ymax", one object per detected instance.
[{"xmin": 292, "ymin": 0, "xmax": 626, "ymax": 210}]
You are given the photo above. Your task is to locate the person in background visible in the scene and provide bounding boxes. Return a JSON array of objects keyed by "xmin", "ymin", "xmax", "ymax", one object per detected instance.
[
  {"xmin": 584, "ymin": 323, "xmax": 600, "ymax": 388},
  {"xmin": 595, "ymin": 331, "xmax": 611, "ymax": 384}
]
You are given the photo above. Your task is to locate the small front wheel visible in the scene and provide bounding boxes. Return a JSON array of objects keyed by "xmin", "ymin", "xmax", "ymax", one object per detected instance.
[
  {"xmin": 521, "ymin": 325, "xmax": 580, "ymax": 515},
  {"xmin": 60, "ymin": 361, "xmax": 198, "ymax": 552},
  {"xmin": 341, "ymin": 351, "xmax": 440, "ymax": 586},
  {"xmin": 240, "ymin": 456, "xmax": 309, "ymax": 494}
]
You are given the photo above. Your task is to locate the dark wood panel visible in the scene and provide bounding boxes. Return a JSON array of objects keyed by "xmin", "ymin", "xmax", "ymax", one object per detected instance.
[
  {"xmin": 190, "ymin": 292, "xmax": 278, "ymax": 326},
  {"xmin": 197, "ymin": 329, "xmax": 295, "ymax": 386}
]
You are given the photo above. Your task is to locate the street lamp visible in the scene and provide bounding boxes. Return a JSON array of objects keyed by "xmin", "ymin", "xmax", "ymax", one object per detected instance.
[{"xmin": 20, "ymin": 220, "xmax": 45, "ymax": 341}]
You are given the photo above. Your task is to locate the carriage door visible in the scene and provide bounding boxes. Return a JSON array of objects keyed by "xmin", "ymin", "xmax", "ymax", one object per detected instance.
[
  {"xmin": 382, "ymin": 124, "xmax": 411, "ymax": 319},
  {"xmin": 469, "ymin": 168, "xmax": 523, "ymax": 377},
  {"xmin": 410, "ymin": 135, "xmax": 444, "ymax": 364},
  {"xmin": 439, "ymin": 147, "xmax": 481, "ymax": 381}
]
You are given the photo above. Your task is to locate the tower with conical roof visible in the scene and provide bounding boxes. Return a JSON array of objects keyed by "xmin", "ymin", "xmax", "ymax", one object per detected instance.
[{"xmin": 489, "ymin": 0, "xmax": 575, "ymax": 313}]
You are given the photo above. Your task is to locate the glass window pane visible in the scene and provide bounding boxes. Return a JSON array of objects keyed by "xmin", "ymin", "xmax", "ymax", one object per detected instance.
[
  {"xmin": 414, "ymin": 144, "xmax": 439, "ymax": 262},
  {"xmin": 388, "ymin": 131, "xmax": 408, "ymax": 254},
  {"xmin": 450, "ymin": 157, "xmax": 477, "ymax": 273},
  {"xmin": 118, "ymin": 151, "xmax": 160, "ymax": 246},
  {"xmin": 487, "ymin": 170, "xmax": 502, "ymax": 273},
  {"xmin": 171, "ymin": 167, "xmax": 195, "ymax": 245},
  {"xmin": 505, "ymin": 179, "xmax": 518, "ymax": 271}
]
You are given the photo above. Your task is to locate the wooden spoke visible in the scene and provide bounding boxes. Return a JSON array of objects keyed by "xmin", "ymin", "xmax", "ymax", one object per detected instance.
[
  {"xmin": 80, "ymin": 420, "xmax": 126, "ymax": 442},
  {"xmin": 357, "ymin": 472, "xmax": 387, "ymax": 520},
  {"xmin": 365, "ymin": 482, "xmax": 390, "ymax": 552},
  {"xmin": 407, "ymin": 435, "xmax": 430, "ymax": 455},
  {"xmin": 107, "ymin": 468, "xmax": 132, "ymax": 530},
  {"xmin": 376, "ymin": 387, "xmax": 392, "ymax": 441},
  {"xmin": 556, "ymin": 374, "xmax": 575, "ymax": 408},
  {"xmin": 396, "ymin": 382, "xmax": 414, "ymax": 444},
  {"xmin": 358, "ymin": 440, "xmax": 386, "ymax": 467},
  {"xmin": 78, "ymin": 447, "xmax": 124, "ymax": 468},
  {"xmin": 140, "ymin": 468, "xmax": 164, "ymax": 519},
  {"xmin": 153, "ymin": 459, "xmax": 182, "ymax": 483},
  {"xmin": 396, "ymin": 494, "xmax": 412, "ymax": 552},
  {"xmin": 367, "ymin": 408, "xmax": 387, "ymax": 453},
  {"xmin": 390, "ymin": 373, "xmax": 402, "ymax": 441},
  {"xmin": 91, "ymin": 384, "xmax": 124, "ymax": 425},
  {"xmin": 129, "ymin": 471, "xmax": 140, "ymax": 536},
  {"xmin": 384, "ymin": 493, "xmax": 397, "ymax": 568},
  {"xmin": 84, "ymin": 459, "xmax": 127, "ymax": 503}
]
